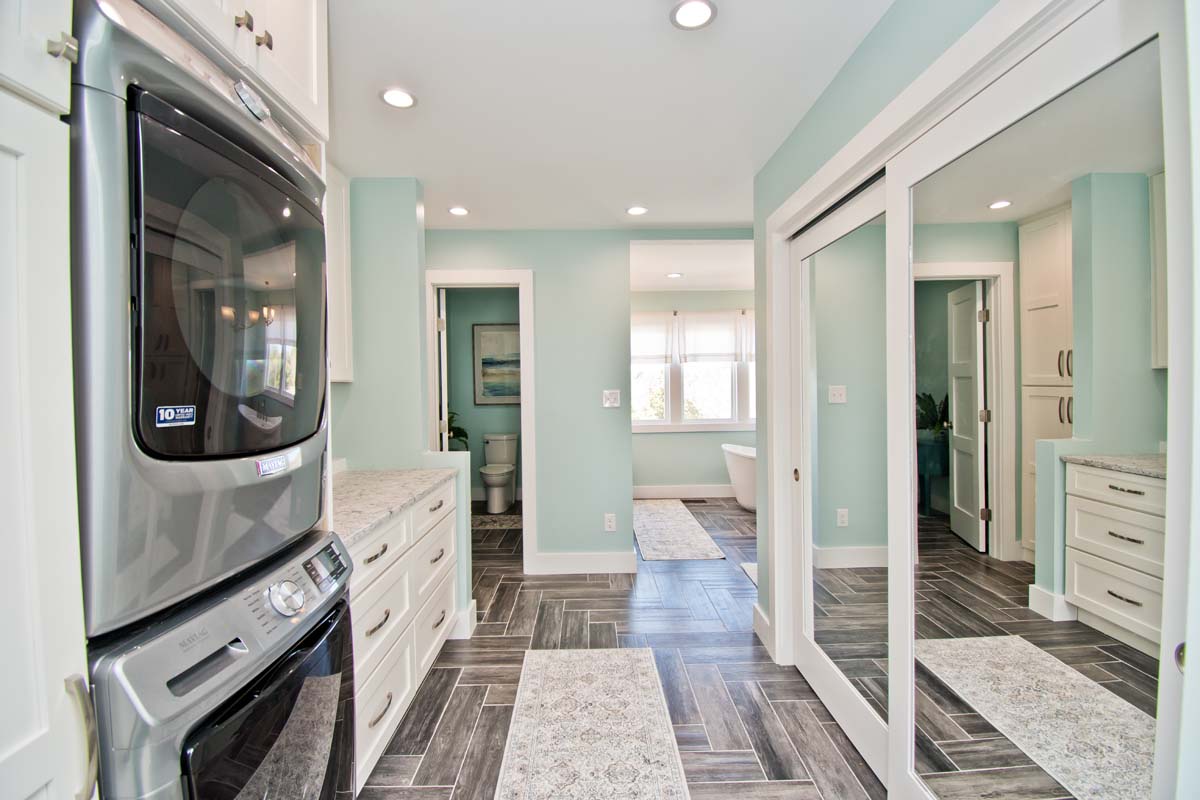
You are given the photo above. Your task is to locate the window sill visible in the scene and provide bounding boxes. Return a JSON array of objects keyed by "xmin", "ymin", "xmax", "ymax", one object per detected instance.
[{"xmin": 632, "ymin": 422, "xmax": 756, "ymax": 434}]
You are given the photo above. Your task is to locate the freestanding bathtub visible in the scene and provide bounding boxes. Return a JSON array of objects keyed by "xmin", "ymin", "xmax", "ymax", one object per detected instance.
[{"xmin": 722, "ymin": 443, "xmax": 757, "ymax": 512}]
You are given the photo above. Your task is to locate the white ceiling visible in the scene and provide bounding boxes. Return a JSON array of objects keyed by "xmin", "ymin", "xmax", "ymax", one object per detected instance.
[
  {"xmin": 915, "ymin": 41, "xmax": 1163, "ymax": 225},
  {"xmin": 327, "ymin": 1, "xmax": 893, "ymax": 229},
  {"xmin": 630, "ymin": 239, "xmax": 753, "ymax": 292}
]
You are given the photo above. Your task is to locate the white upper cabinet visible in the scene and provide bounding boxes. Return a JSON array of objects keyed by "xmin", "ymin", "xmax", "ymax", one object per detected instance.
[
  {"xmin": 0, "ymin": 0, "xmax": 75, "ymax": 113},
  {"xmin": 1019, "ymin": 206, "xmax": 1073, "ymax": 386},
  {"xmin": 325, "ymin": 162, "xmax": 354, "ymax": 382},
  {"xmin": 163, "ymin": 0, "xmax": 329, "ymax": 140}
]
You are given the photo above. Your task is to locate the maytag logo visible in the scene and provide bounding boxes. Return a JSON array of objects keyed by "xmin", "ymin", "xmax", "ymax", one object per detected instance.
[
  {"xmin": 178, "ymin": 625, "xmax": 209, "ymax": 652},
  {"xmin": 155, "ymin": 405, "xmax": 196, "ymax": 428},
  {"xmin": 256, "ymin": 453, "xmax": 290, "ymax": 477}
]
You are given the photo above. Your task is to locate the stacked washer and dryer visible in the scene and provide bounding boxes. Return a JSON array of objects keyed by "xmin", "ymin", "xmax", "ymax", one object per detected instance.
[{"xmin": 70, "ymin": 1, "xmax": 354, "ymax": 797}]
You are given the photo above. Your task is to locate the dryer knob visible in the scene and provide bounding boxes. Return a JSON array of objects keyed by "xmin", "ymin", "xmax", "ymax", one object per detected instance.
[{"xmin": 267, "ymin": 580, "xmax": 305, "ymax": 617}]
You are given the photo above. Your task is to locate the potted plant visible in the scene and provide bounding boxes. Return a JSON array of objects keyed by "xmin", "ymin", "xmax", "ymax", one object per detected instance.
[
  {"xmin": 447, "ymin": 411, "xmax": 469, "ymax": 451},
  {"xmin": 915, "ymin": 393, "xmax": 949, "ymax": 441}
]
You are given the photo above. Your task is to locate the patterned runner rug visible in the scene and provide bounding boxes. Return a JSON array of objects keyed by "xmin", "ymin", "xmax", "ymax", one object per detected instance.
[
  {"xmin": 494, "ymin": 648, "xmax": 689, "ymax": 800},
  {"xmin": 633, "ymin": 499, "xmax": 724, "ymax": 560},
  {"xmin": 471, "ymin": 514, "xmax": 523, "ymax": 530},
  {"xmin": 916, "ymin": 635, "xmax": 1154, "ymax": 800}
]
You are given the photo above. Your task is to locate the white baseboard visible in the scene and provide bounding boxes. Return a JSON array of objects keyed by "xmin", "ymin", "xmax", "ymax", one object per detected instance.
[
  {"xmin": 523, "ymin": 549, "xmax": 638, "ymax": 575},
  {"xmin": 1077, "ymin": 609, "xmax": 1159, "ymax": 658},
  {"xmin": 332, "ymin": 457, "xmax": 349, "ymax": 475},
  {"xmin": 470, "ymin": 487, "xmax": 524, "ymax": 502},
  {"xmin": 633, "ymin": 484, "xmax": 735, "ymax": 499},
  {"xmin": 813, "ymin": 545, "xmax": 888, "ymax": 569},
  {"xmin": 753, "ymin": 603, "xmax": 774, "ymax": 659},
  {"xmin": 1028, "ymin": 585, "xmax": 1078, "ymax": 621},
  {"xmin": 449, "ymin": 599, "xmax": 478, "ymax": 640}
]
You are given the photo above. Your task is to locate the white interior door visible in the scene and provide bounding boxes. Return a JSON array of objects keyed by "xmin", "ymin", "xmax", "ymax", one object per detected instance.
[
  {"xmin": 437, "ymin": 288, "xmax": 450, "ymax": 451},
  {"xmin": 0, "ymin": 91, "xmax": 92, "ymax": 800},
  {"xmin": 947, "ymin": 282, "xmax": 987, "ymax": 551}
]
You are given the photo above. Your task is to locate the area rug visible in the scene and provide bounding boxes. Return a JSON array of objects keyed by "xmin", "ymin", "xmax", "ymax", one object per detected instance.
[
  {"xmin": 494, "ymin": 648, "xmax": 689, "ymax": 800},
  {"xmin": 633, "ymin": 499, "xmax": 724, "ymax": 560},
  {"xmin": 916, "ymin": 635, "xmax": 1154, "ymax": 800},
  {"xmin": 471, "ymin": 514, "xmax": 523, "ymax": 530},
  {"xmin": 741, "ymin": 562, "xmax": 758, "ymax": 585}
]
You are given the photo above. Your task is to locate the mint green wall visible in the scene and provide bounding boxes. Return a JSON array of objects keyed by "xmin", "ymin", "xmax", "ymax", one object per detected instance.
[
  {"xmin": 426, "ymin": 229, "xmax": 750, "ymax": 555},
  {"xmin": 1035, "ymin": 174, "xmax": 1168, "ymax": 592},
  {"xmin": 915, "ymin": 280, "xmax": 973, "ymax": 401},
  {"xmin": 630, "ymin": 290, "xmax": 755, "ymax": 488},
  {"xmin": 752, "ymin": 0, "xmax": 1000, "ymax": 610},
  {"xmin": 330, "ymin": 179, "xmax": 426, "ymax": 466},
  {"xmin": 444, "ymin": 288, "xmax": 522, "ymax": 491}
]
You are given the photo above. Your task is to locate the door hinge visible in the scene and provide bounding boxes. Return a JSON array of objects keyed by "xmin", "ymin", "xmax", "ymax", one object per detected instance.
[
  {"xmin": 979, "ymin": 408, "xmax": 991, "ymax": 423},
  {"xmin": 439, "ymin": 420, "xmax": 448, "ymax": 433},
  {"xmin": 436, "ymin": 318, "xmax": 446, "ymax": 332},
  {"xmin": 978, "ymin": 309, "xmax": 991, "ymax": 323},
  {"xmin": 980, "ymin": 507, "xmax": 993, "ymax": 522}
]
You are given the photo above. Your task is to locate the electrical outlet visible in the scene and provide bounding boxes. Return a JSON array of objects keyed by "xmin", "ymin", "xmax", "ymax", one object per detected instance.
[
  {"xmin": 604, "ymin": 513, "xmax": 617, "ymax": 532},
  {"xmin": 602, "ymin": 389, "xmax": 621, "ymax": 408},
  {"xmin": 828, "ymin": 385, "xmax": 847, "ymax": 404},
  {"xmin": 836, "ymin": 508, "xmax": 849, "ymax": 527}
]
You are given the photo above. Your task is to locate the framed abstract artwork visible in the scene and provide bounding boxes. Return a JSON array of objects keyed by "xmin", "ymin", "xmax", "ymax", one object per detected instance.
[{"xmin": 473, "ymin": 323, "xmax": 520, "ymax": 404}]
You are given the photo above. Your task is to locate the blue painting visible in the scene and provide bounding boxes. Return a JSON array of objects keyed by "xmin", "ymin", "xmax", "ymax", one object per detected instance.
[{"xmin": 474, "ymin": 324, "xmax": 520, "ymax": 404}]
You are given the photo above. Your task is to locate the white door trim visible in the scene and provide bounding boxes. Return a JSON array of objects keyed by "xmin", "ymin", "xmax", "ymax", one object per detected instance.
[
  {"xmin": 915, "ymin": 261, "xmax": 1020, "ymax": 562},
  {"xmin": 882, "ymin": 1, "xmax": 1190, "ymax": 796},
  {"xmin": 424, "ymin": 269, "xmax": 539, "ymax": 572}
]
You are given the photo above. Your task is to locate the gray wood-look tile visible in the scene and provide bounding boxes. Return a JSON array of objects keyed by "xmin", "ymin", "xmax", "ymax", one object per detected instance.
[
  {"xmin": 673, "ymin": 723, "xmax": 711, "ymax": 751},
  {"xmin": 773, "ymin": 698, "xmax": 869, "ymax": 799},
  {"xmin": 448, "ymin": 704, "xmax": 512, "ymax": 800},
  {"xmin": 725, "ymin": 682, "xmax": 809, "ymax": 781},
  {"xmin": 680, "ymin": 580, "xmax": 721, "ymax": 620},
  {"xmin": 717, "ymin": 662, "xmax": 803, "ymax": 682},
  {"xmin": 457, "ymin": 666, "xmax": 522, "ymax": 685},
  {"xmin": 686, "ymin": 781, "xmax": 821, "ymax": 799},
  {"xmin": 758, "ymin": 681, "xmax": 818, "ymax": 702},
  {"xmin": 938, "ymin": 737, "xmax": 1034, "ymax": 770},
  {"xmin": 529, "ymin": 599, "xmax": 564, "ymax": 650},
  {"xmin": 588, "ymin": 621, "xmax": 618, "ymax": 649},
  {"xmin": 686, "ymin": 664, "xmax": 751, "ymax": 750},
  {"xmin": 364, "ymin": 755, "xmax": 422, "ymax": 787},
  {"xmin": 483, "ymin": 684, "xmax": 518, "ymax": 705},
  {"xmin": 653, "ymin": 648, "xmax": 702, "ymax": 725},
  {"xmin": 920, "ymin": 765, "xmax": 1071, "ymax": 799},
  {"xmin": 386, "ymin": 668, "xmax": 461, "ymax": 756},
  {"xmin": 679, "ymin": 750, "xmax": 767, "ymax": 783},
  {"xmin": 358, "ymin": 787, "xmax": 453, "ymax": 800},
  {"xmin": 678, "ymin": 645, "xmax": 774, "ymax": 664},
  {"xmin": 504, "ymin": 590, "xmax": 542, "ymax": 636},
  {"xmin": 483, "ymin": 583, "xmax": 520, "ymax": 624},
  {"xmin": 411, "ymin": 685, "xmax": 487, "ymax": 787},
  {"xmin": 558, "ymin": 609, "xmax": 589, "ymax": 649}
]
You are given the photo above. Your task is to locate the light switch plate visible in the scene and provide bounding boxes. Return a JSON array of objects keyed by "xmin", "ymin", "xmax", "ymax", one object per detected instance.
[
  {"xmin": 836, "ymin": 508, "xmax": 849, "ymax": 527},
  {"xmin": 604, "ymin": 513, "xmax": 617, "ymax": 532},
  {"xmin": 828, "ymin": 385, "xmax": 847, "ymax": 404},
  {"xmin": 602, "ymin": 389, "xmax": 621, "ymax": 408}
]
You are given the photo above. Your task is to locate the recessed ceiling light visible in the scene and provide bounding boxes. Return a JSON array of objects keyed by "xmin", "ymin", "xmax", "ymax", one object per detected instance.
[
  {"xmin": 626, "ymin": 206, "xmax": 648, "ymax": 216},
  {"xmin": 282, "ymin": 206, "xmax": 291, "ymax": 218},
  {"xmin": 671, "ymin": 0, "xmax": 717, "ymax": 30},
  {"xmin": 666, "ymin": 272, "xmax": 684, "ymax": 279},
  {"xmin": 989, "ymin": 200, "xmax": 1012, "ymax": 210},
  {"xmin": 381, "ymin": 88, "xmax": 417, "ymax": 109},
  {"xmin": 448, "ymin": 206, "xmax": 469, "ymax": 216}
]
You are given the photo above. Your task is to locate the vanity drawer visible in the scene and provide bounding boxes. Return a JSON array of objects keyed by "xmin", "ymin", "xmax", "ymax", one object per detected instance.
[
  {"xmin": 354, "ymin": 625, "xmax": 417, "ymax": 793},
  {"xmin": 1066, "ymin": 496, "xmax": 1165, "ymax": 578},
  {"xmin": 415, "ymin": 571, "xmax": 457, "ymax": 676},
  {"xmin": 412, "ymin": 480, "xmax": 455, "ymax": 540},
  {"xmin": 1065, "ymin": 548, "xmax": 1162, "ymax": 644},
  {"xmin": 349, "ymin": 510, "xmax": 413, "ymax": 593},
  {"xmin": 413, "ymin": 512, "xmax": 457, "ymax": 605},
  {"xmin": 351, "ymin": 550, "xmax": 415, "ymax": 683},
  {"xmin": 1065, "ymin": 464, "xmax": 1166, "ymax": 516}
]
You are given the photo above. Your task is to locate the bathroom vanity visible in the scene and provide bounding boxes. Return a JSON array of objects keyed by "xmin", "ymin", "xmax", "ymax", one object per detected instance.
[{"xmin": 1062, "ymin": 454, "xmax": 1166, "ymax": 657}]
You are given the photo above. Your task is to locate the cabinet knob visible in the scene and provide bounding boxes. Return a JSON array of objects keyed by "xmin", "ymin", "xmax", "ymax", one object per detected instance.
[
  {"xmin": 46, "ymin": 32, "xmax": 79, "ymax": 65},
  {"xmin": 234, "ymin": 10, "xmax": 254, "ymax": 31},
  {"xmin": 256, "ymin": 30, "xmax": 274, "ymax": 50}
]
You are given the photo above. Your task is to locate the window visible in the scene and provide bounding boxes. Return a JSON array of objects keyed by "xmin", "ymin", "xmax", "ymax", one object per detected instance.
[{"xmin": 631, "ymin": 309, "xmax": 755, "ymax": 431}]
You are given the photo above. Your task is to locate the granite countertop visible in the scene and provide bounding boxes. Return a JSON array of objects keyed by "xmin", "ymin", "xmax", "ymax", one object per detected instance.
[
  {"xmin": 333, "ymin": 468, "xmax": 457, "ymax": 547},
  {"xmin": 1061, "ymin": 453, "xmax": 1166, "ymax": 480}
]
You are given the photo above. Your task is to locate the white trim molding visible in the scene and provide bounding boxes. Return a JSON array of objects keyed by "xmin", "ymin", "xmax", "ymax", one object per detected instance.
[
  {"xmin": 633, "ymin": 422, "xmax": 756, "ymax": 434},
  {"xmin": 753, "ymin": 603, "xmax": 773, "ymax": 657},
  {"xmin": 633, "ymin": 484, "xmax": 735, "ymax": 499},
  {"xmin": 449, "ymin": 599, "xmax": 478, "ymax": 640},
  {"xmin": 1028, "ymin": 585, "xmax": 1078, "ymax": 622},
  {"xmin": 813, "ymin": 545, "xmax": 888, "ymax": 569},
  {"xmin": 523, "ymin": 549, "xmax": 638, "ymax": 575}
]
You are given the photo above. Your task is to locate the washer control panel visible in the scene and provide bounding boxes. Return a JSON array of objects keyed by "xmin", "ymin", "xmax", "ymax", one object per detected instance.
[
  {"xmin": 240, "ymin": 533, "xmax": 351, "ymax": 639},
  {"xmin": 267, "ymin": 580, "xmax": 305, "ymax": 616}
]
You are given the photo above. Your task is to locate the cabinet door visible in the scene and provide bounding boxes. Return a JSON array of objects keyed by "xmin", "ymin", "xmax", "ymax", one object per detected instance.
[
  {"xmin": 1020, "ymin": 208, "xmax": 1073, "ymax": 386},
  {"xmin": 0, "ymin": 92, "xmax": 92, "ymax": 800},
  {"xmin": 162, "ymin": 0, "xmax": 248, "ymax": 56},
  {"xmin": 0, "ymin": 0, "xmax": 73, "ymax": 113},
  {"xmin": 1020, "ymin": 386, "xmax": 1073, "ymax": 559},
  {"xmin": 325, "ymin": 163, "xmax": 353, "ymax": 382},
  {"xmin": 248, "ymin": 0, "xmax": 329, "ymax": 139}
]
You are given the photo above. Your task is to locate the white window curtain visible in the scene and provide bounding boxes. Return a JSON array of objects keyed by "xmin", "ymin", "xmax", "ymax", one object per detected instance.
[
  {"xmin": 679, "ymin": 311, "xmax": 738, "ymax": 362},
  {"xmin": 631, "ymin": 312, "xmax": 673, "ymax": 364}
]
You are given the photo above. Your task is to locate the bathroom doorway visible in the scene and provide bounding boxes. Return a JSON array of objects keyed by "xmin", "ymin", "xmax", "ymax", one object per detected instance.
[{"xmin": 425, "ymin": 269, "xmax": 538, "ymax": 572}]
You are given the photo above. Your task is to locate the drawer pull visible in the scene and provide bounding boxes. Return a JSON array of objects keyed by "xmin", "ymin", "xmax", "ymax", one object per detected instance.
[
  {"xmin": 363, "ymin": 543, "xmax": 389, "ymax": 564},
  {"xmin": 433, "ymin": 610, "xmax": 447, "ymax": 630},
  {"xmin": 255, "ymin": 30, "xmax": 274, "ymax": 50},
  {"xmin": 1107, "ymin": 483, "xmax": 1146, "ymax": 497},
  {"xmin": 1058, "ymin": 350, "xmax": 1065, "ymax": 377},
  {"xmin": 1106, "ymin": 589, "xmax": 1144, "ymax": 608},
  {"xmin": 368, "ymin": 692, "xmax": 393, "ymax": 728},
  {"xmin": 430, "ymin": 547, "xmax": 446, "ymax": 565},
  {"xmin": 1107, "ymin": 530, "xmax": 1145, "ymax": 545},
  {"xmin": 429, "ymin": 499, "xmax": 445, "ymax": 514},
  {"xmin": 365, "ymin": 609, "xmax": 391, "ymax": 637},
  {"xmin": 1058, "ymin": 397, "xmax": 1065, "ymax": 423}
]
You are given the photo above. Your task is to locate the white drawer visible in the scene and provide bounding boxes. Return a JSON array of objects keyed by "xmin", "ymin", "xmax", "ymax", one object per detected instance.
[
  {"xmin": 355, "ymin": 625, "xmax": 417, "ymax": 794},
  {"xmin": 349, "ymin": 510, "xmax": 413, "ymax": 593},
  {"xmin": 415, "ymin": 571, "xmax": 457, "ymax": 676},
  {"xmin": 412, "ymin": 480, "xmax": 455, "ymax": 540},
  {"xmin": 1065, "ymin": 464, "xmax": 1166, "ymax": 516},
  {"xmin": 351, "ymin": 549, "xmax": 416, "ymax": 684},
  {"xmin": 413, "ymin": 512, "xmax": 457, "ymax": 605},
  {"xmin": 1066, "ymin": 495, "xmax": 1165, "ymax": 578},
  {"xmin": 1065, "ymin": 548, "xmax": 1163, "ymax": 644}
]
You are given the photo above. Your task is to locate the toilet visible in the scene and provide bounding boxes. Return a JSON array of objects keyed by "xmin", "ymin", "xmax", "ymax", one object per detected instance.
[{"xmin": 480, "ymin": 433, "xmax": 518, "ymax": 514}]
